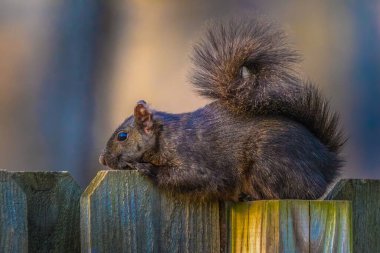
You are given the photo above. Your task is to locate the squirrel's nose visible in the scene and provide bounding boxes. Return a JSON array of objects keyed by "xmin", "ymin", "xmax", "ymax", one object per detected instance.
[{"xmin": 99, "ymin": 153, "xmax": 107, "ymax": 166}]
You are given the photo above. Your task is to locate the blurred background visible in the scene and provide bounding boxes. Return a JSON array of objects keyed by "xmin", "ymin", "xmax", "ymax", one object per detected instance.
[{"xmin": 0, "ymin": 0, "xmax": 379, "ymax": 187}]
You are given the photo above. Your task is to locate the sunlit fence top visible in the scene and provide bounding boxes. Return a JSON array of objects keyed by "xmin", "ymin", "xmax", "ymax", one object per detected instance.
[{"xmin": 1, "ymin": 170, "xmax": 379, "ymax": 252}]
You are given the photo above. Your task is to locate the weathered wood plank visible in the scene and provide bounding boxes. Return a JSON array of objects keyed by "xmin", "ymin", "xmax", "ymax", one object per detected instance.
[
  {"xmin": 0, "ymin": 171, "xmax": 28, "ymax": 253},
  {"xmin": 309, "ymin": 201, "xmax": 352, "ymax": 252},
  {"xmin": 279, "ymin": 200, "xmax": 310, "ymax": 252},
  {"xmin": 227, "ymin": 200, "xmax": 352, "ymax": 253},
  {"xmin": 81, "ymin": 170, "xmax": 220, "ymax": 253},
  {"xmin": 227, "ymin": 200, "xmax": 309, "ymax": 252},
  {"xmin": 227, "ymin": 202, "xmax": 249, "ymax": 252},
  {"xmin": 324, "ymin": 179, "xmax": 380, "ymax": 253},
  {"xmin": 12, "ymin": 171, "xmax": 81, "ymax": 253}
]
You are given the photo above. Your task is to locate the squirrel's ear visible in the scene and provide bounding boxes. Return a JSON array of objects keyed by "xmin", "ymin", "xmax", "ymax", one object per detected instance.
[
  {"xmin": 134, "ymin": 100, "xmax": 153, "ymax": 134},
  {"xmin": 240, "ymin": 66, "xmax": 251, "ymax": 79}
]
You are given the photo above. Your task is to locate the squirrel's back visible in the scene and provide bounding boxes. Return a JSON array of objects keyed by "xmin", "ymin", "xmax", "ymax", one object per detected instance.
[{"xmin": 151, "ymin": 101, "xmax": 340, "ymax": 199}]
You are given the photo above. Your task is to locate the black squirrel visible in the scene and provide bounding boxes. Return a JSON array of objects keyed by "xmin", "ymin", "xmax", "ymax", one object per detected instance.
[{"xmin": 99, "ymin": 18, "xmax": 345, "ymax": 201}]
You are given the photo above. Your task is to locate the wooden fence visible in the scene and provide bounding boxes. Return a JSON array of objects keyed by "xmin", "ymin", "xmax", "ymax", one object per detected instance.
[{"xmin": 0, "ymin": 169, "xmax": 379, "ymax": 253}]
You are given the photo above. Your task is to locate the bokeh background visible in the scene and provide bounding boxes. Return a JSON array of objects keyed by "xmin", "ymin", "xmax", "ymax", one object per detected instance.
[{"xmin": 0, "ymin": 0, "xmax": 379, "ymax": 187}]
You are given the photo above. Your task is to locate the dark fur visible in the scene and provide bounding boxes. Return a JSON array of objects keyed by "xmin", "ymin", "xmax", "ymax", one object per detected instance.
[
  {"xmin": 100, "ymin": 18, "xmax": 345, "ymax": 201},
  {"xmin": 191, "ymin": 18, "xmax": 344, "ymax": 154}
]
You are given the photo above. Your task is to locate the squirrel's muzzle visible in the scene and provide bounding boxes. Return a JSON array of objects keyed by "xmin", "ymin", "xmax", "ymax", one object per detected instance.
[{"xmin": 99, "ymin": 153, "xmax": 107, "ymax": 166}]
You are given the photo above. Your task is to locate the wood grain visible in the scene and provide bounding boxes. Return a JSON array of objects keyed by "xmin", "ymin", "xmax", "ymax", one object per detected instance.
[
  {"xmin": 227, "ymin": 200, "xmax": 352, "ymax": 253},
  {"xmin": 0, "ymin": 171, "xmax": 28, "ymax": 253},
  {"xmin": 81, "ymin": 170, "xmax": 220, "ymax": 253},
  {"xmin": 12, "ymin": 171, "xmax": 82, "ymax": 253},
  {"xmin": 309, "ymin": 201, "xmax": 352, "ymax": 253},
  {"xmin": 324, "ymin": 179, "xmax": 380, "ymax": 253}
]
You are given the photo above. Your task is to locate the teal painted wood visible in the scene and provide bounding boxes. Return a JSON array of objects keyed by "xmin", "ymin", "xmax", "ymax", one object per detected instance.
[
  {"xmin": 0, "ymin": 171, "xmax": 28, "ymax": 253},
  {"xmin": 309, "ymin": 201, "xmax": 352, "ymax": 252},
  {"xmin": 12, "ymin": 171, "xmax": 82, "ymax": 253},
  {"xmin": 324, "ymin": 179, "xmax": 380, "ymax": 253},
  {"xmin": 81, "ymin": 170, "xmax": 220, "ymax": 253}
]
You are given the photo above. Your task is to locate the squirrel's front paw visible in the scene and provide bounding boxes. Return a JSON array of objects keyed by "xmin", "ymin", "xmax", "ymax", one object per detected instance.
[
  {"xmin": 128, "ymin": 162, "xmax": 157, "ymax": 178},
  {"xmin": 123, "ymin": 162, "xmax": 136, "ymax": 170}
]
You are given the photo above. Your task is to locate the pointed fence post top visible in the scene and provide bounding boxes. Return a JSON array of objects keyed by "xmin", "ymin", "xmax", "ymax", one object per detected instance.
[{"xmin": 81, "ymin": 169, "xmax": 221, "ymax": 253}]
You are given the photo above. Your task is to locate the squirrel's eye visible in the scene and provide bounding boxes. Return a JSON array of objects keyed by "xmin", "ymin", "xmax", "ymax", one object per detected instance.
[{"xmin": 117, "ymin": 132, "xmax": 128, "ymax": 141}]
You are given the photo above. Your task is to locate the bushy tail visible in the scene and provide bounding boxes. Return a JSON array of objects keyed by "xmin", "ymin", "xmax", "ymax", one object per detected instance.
[
  {"xmin": 191, "ymin": 17, "xmax": 345, "ymax": 154},
  {"xmin": 268, "ymin": 83, "xmax": 346, "ymax": 154}
]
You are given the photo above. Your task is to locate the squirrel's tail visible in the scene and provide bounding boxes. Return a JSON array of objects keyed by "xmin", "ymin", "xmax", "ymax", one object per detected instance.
[
  {"xmin": 281, "ymin": 83, "xmax": 345, "ymax": 154},
  {"xmin": 191, "ymin": 17, "xmax": 345, "ymax": 154}
]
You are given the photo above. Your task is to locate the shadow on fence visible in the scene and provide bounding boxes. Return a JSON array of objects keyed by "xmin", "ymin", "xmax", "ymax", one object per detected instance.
[{"xmin": 1, "ymin": 170, "xmax": 379, "ymax": 252}]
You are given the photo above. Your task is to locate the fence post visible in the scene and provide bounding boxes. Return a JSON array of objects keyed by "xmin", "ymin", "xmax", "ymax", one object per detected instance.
[
  {"xmin": 0, "ymin": 171, "xmax": 28, "ymax": 253},
  {"xmin": 226, "ymin": 200, "xmax": 352, "ymax": 253},
  {"xmin": 12, "ymin": 171, "xmax": 81, "ymax": 253},
  {"xmin": 81, "ymin": 170, "xmax": 220, "ymax": 253},
  {"xmin": 324, "ymin": 179, "xmax": 380, "ymax": 252}
]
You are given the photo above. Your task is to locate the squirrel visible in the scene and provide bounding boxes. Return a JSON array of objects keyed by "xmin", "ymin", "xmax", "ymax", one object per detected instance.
[{"xmin": 99, "ymin": 18, "xmax": 345, "ymax": 201}]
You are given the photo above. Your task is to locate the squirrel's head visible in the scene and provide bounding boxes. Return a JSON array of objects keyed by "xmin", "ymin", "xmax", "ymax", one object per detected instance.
[{"xmin": 99, "ymin": 100, "xmax": 157, "ymax": 170}]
